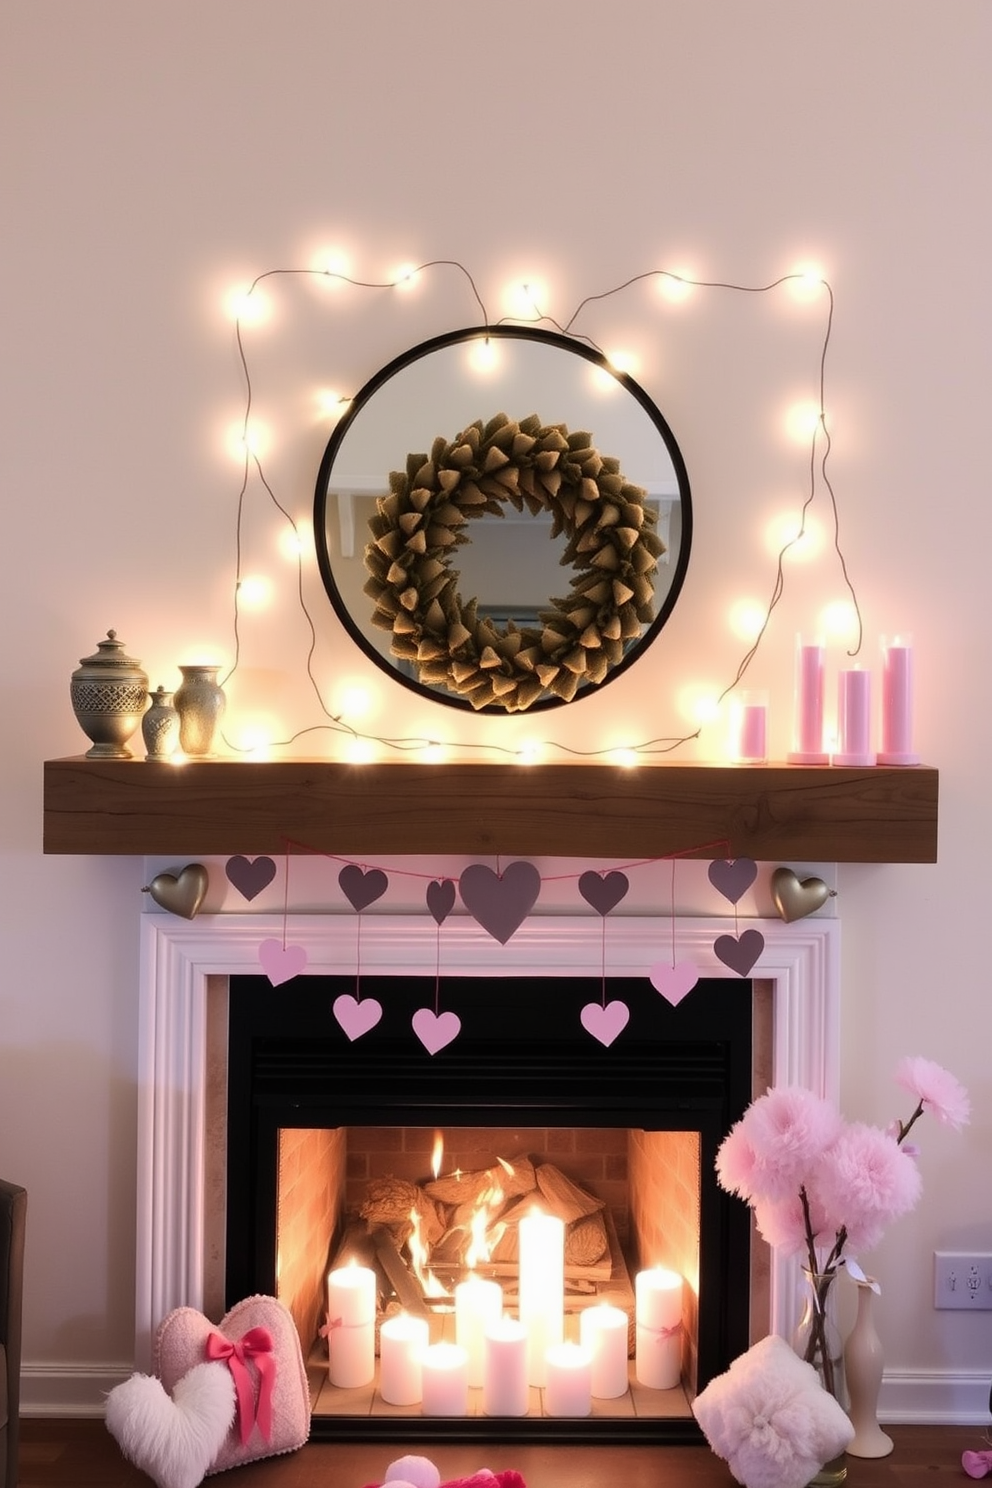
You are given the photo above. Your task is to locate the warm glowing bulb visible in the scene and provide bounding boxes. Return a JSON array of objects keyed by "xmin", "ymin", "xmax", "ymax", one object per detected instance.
[
  {"xmin": 727, "ymin": 599, "xmax": 767, "ymax": 643},
  {"xmin": 657, "ymin": 271, "xmax": 695, "ymax": 303},
  {"xmin": 278, "ymin": 521, "xmax": 310, "ymax": 561},
  {"xmin": 504, "ymin": 278, "xmax": 547, "ymax": 319},
  {"xmin": 678, "ymin": 686, "xmax": 723, "ymax": 727},
  {"xmin": 345, "ymin": 736, "xmax": 377, "ymax": 763},
  {"xmin": 820, "ymin": 599, "xmax": 860, "ymax": 642},
  {"xmin": 237, "ymin": 575, "xmax": 272, "ymax": 609},
  {"xmin": 225, "ymin": 284, "xmax": 269, "ymax": 325},
  {"xmin": 421, "ymin": 741, "xmax": 447, "ymax": 763},
  {"xmin": 312, "ymin": 249, "xmax": 352, "ymax": 285},
  {"xmin": 610, "ymin": 748, "xmax": 639, "ymax": 769},
  {"xmin": 515, "ymin": 741, "xmax": 543, "ymax": 765},
  {"xmin": 392, "ymin": 262, "xmax": 419, "ymax": 290},
  {"xmin": 784, "ymin": 401, "xmax": 823, "ymax": 443},
  {"xmin": 233, "ymin": 724, "xmax": 275, "ymax": 760},
  {"xmin": 225, "ymin": 419, "xmax": 270, "ymax": 462},
  {"xmin": 605, "ymin": 350, "xmax": 638, "ymax": 377},
  {"xmin": 315, "ymin": 388, "xmax": 351, "ymax": 421},
  {"xmin": 787, "ymin": 266, "xmax": 827, "ymax": 302},
  {"xmin": 467, "ymin": 338, "xmax": 499, "ymax": 374},
  {"xmin": 764, "ymin": 511, "xmax": 823, "ymax": 561}
]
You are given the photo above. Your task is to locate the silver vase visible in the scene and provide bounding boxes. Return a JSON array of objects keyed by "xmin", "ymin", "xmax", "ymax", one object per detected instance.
[
  {"xmin": 141, "ymin": 686, "xmax": 181, "ymax": 761},
  {"xmin": 70, "ymin": 630, "xmax": 148, "ymax": 758},
  {"xmin": 174, "ymin": 665, "xmax": 226, "ymax": 756}
]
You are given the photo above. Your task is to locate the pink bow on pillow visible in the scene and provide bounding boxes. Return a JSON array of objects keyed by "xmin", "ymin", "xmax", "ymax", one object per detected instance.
[
  {"xmin": 206, "ymin": 1326, "xmax": 276, "ymax": 1445},
  {"xmin": 963, "ymin": 1450, "xmax": 992, "ymax": 1480}
]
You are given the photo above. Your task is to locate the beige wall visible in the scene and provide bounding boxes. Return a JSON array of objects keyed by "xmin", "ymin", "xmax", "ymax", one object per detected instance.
[{"xmin": 2, "ymin": 0, "xmax": 990, "ymax": 1417}]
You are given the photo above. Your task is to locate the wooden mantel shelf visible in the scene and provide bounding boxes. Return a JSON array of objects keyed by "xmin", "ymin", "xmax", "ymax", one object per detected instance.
[{"xmin": 42, "ymin": 757, "xmax": 938, "ymax": 862}]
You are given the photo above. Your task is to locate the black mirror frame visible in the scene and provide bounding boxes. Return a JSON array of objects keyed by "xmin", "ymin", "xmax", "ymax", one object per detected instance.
[{"xmin": 313, "ymin": 324, "xmax": 692, "ymax": 715}]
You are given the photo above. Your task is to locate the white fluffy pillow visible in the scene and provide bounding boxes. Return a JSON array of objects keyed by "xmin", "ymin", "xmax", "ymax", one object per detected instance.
[{"xmin": 692, "ymin": 1334, "xmax": 854, "ymax": 1488}]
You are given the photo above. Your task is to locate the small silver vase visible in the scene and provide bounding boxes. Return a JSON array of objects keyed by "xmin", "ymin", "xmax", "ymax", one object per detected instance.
[
  {"xmin": 70, "ymin": 630, "xmax": 148, "ymax": 758},
  {"xmin": 174, "ymin": 664, "xmax": 226, "ymax": 756},
  {"xmin": 141, "ymin": 686, "xmax": 181, "ymax": 761}
]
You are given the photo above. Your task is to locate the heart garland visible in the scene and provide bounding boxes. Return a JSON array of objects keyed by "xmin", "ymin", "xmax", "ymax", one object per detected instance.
[
  {"xmin": 714, "ymin": 928, "xmax": 765, "ymax": 977},
  {"xmin": 577, "ymin": 870, "xmax": 631, "ymax": 1046},
  {"xmin": 258, "ymin": 938, "xmax": 308, "ymax": 986},
  {"xmin": 332, "ymin": 993, "xmax": 383, "ymax": 1041},
  {"xmin": 708, "ymin": 857, "xmax": 757, "ymax": 905},
  {"xmin": 225, "ymin": 855, "xmax": 277, "ymax": 901},
  {"xmin": 458, "ymin": 860, "xmax": 541, "ymax": 944},
  {"xmin": 338, "ymin": 864, "xmax": 389, "ymax": 912},
  {"xmin": 413, "ymin": 878, "xmax": 462, "ymax": 1054}
]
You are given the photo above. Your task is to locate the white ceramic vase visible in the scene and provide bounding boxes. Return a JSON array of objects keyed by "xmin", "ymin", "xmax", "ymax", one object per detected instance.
[{"xmin": 843, "ymin": 1279, "xmax": 894, "ymax": 1459}]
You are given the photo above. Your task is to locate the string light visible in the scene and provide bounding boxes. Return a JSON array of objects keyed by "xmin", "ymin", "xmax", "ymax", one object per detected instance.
[
  {"xmin": 218, "ymin": 257, "xmax": 864, "ymax": 759},
  {"xmin": 236, "ymin": 575, "xmax": 272, "ymax": 609}
]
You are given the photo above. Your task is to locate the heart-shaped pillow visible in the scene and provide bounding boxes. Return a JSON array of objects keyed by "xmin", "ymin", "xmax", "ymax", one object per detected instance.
[
  {"xmin": 106, "ymin": 1361, "xmax": 236, "ymax": 1488},
  {"xmin": 155, "ymin": 1295, "xmax": 310, "ymax": 1475}
]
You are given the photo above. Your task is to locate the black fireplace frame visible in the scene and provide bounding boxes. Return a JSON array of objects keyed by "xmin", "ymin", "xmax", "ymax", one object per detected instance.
[{"xmin": 225, "ymin": 972, "xmax": 753, "ymax": 1444}]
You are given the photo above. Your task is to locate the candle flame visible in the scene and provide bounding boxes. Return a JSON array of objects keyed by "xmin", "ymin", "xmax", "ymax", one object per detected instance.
[{"xmin": 431, "ymin": 1132, "xmax": 444, "ymax": 1180}]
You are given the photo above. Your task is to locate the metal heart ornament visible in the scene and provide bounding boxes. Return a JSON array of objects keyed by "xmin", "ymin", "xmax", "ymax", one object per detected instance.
[
  {"xmin": 771, "ymin": 867, "xmax": 832, "ymax": 923},
  {"xmin": 144, "ymin": 863, "xmax": 209, "ymax": 919}
]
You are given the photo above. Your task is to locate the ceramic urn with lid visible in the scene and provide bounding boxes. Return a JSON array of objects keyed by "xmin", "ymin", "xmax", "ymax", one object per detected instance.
[{"xmin": 69, "ymin": 629, "xmax": 148, "ymax": 757}]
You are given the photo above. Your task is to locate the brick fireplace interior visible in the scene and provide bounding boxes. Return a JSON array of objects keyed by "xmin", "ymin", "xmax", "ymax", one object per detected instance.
[{"xmin": 220, "ymin": 970, "xmax": 757, "ymax": 1444}]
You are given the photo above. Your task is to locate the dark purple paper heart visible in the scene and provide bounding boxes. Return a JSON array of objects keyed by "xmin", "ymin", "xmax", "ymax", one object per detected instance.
[
  {"xmin": 426, "ymin": 878, "xmax": 456, "ymax": 926},
  {"xmin": 338, "ymin": 863, "xmax": 389, "ymax": 912},
  {"xmin": 577, "ymin": 870, "xmax": 630, "ymax": 917},
  {"xmin": 714, "ymin": 928, "xmax": 765, "ymax": 977},
  {"xmin": 707, "ymin": 857, "xmax": 758, "ymax": 905},
  {"xmin": 458, "ymin": 861, "xmax": 541, "ymax": 945},
  {"xmin": 225, "ymin": 854, "xmax": 277, "ymax": 901}
]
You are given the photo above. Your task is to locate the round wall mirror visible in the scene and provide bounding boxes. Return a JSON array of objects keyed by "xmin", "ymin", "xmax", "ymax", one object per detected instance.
[{"xmin": 314, "ymin": 325, "xmax": 692, "ymax": 712}]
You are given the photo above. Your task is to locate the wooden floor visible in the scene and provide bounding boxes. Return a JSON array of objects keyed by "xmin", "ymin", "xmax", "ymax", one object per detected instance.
[{"xmin": 15, "ymin": 1420, "xmax": 986, "ymax": 1488}]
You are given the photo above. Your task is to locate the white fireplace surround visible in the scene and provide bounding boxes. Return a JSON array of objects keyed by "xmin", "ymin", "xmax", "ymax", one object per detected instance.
[{"xmin": 135, "ymin": 911, "xmax": 840, "ymax": 1372}]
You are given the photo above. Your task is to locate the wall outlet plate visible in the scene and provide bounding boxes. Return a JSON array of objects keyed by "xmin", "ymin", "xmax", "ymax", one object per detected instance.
[{"xmin": 934, "ymin": 1251, "xmax": 992, "ymax": 1309}]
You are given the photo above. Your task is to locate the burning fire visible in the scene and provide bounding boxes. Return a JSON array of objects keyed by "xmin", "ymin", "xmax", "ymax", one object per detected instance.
[{"xmin": 407, "ymin": 1206, "xmax": 449, "ymax": 1297}]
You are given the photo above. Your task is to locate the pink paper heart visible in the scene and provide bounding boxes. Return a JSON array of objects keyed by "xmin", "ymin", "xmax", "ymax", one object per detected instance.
[
  {"xmin": 578, "ymin": 870, "xmax": 630, "ymax": 916},
  {"xmin": 714, "ymin": 928, "xmax": 765, "ymax": 976},
  {"xmin": 426, "ymin": 878, "xmax": 456, "ymax": 925},
  {"xmin": 338, "ymin": 863, "xmax": 389, "ymax": 912},
  {"xmin": 258, "ymin": 938, "xmax": 307, "ymax": 986},
  {"xmin": 225, "ymin": 855, "xmax": 277, "ymax": 901},
  {"xmin": 649, "ymin": 960, "xmax": 700, "ymax": 1006},
  {"xmin": 458, "ymin": 860, "xmax": 541, "ymax": 944},
  {"xmin": 707, "ymin": 857, "xmax": 758, "ymax": 905},
  {"xmin": 580, "ymin": 1000, "xmax": 630, "ymax": 1047},
  {"xmin": 412, "ymin": 1007, "xmax": 461, "ymax": 1054},
  {"xmin": 155, "ymin": 1296, "xmax": 309, "ymax": 1475},
  {"xmin": 332, "ymin": 993, "xmax": 383, "ymax": 1041}
]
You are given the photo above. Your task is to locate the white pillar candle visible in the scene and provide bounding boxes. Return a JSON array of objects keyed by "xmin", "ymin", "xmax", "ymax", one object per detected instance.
[
  {"xmin": 420, "ymin": 1341, "xmax": 469, "ymax": 1417},
  {"xmin": 580, "ymin": 1302, "xmax": 630, "ymax": 1399},
  {"xmin": 878, "ymin": 636, "xmax": 920, "ymax": 765},
  {"xmin": 788, "ymin": 636, "xmax": 828, "ymax": 763},
  {"xmin": 455, "ymin": 1273, "xmax": 503, "ymax": 1387},
  {"xmin": 544, "ymin": 1341, "xmax": 593, "ymax": 1417},
  {"xmin": 482, "ymin": 1315, "xmax": 529, "ymax": 1417},
  {"xmin": 518, "ymin": 1209, "xmax": 564, "ymax": 1386},
  {"xmin": 326, "ymin": 1263, "xmax": 377, "ymax": 1388},
  {"xmin": 378, "ymin": 1312, "xmax": 429, "ymax": 1406},
  {"xmin": 635, "ymin": 1267, "xmax": 684, "ymax": 1390},
  {"xmin": 831, "ymin": 667, "xmax": 876, "ymax": 767}
]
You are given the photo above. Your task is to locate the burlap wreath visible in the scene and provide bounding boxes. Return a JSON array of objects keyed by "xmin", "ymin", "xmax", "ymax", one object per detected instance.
[{"xmin": 363, "ymin": 412, "xmax": 666, "ymax": 711}]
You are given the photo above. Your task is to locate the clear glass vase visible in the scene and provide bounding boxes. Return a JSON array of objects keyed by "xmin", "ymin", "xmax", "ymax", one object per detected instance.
[{"xmin": 794, "ymin": 1268, "xmax": 848, "ymax": 1486}]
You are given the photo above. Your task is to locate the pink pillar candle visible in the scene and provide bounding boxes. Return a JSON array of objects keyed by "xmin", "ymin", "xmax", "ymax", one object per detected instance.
[
  {"xmin": 518, "ymin": 1209, "xmax": 564, "ymax": 1386},
  {"xmin": 455, "ymin": 1273, "xmax": 503, "ymax": 1387},
  {"xmin": 421, "ymin": 1341, "xmax": 469, "ymax": 1416},
  {"xmin": 635, "ymin": 1267, "xmax": 683, "ymax": 1390},
  {"xmin": 326, "ymin": 1263, "xmax": 377, "ymax": 1388},
  {"xmin": 734, "ymin": 692, "xmax": 768, "ymax": 763},
  {"xmin": 579, "ymin": 1302, "xmax": 630, "ymax": 1399},
  {"xmin": 544, "ymin": 1341, "xmax": 593, "ymax": 1417},
  {"xmin": 832, "ymin": 667, "xmax": 876, "ymax": 767},
  {"xmin": 788, "ymin": 638, "xmax": 828, "ymax": 763},
  {"xmin": 878, "ymin": 637, "xmax": 920, "ymax": 765},
  {"xmin": 378, "ymin": 1312, "xmax": 429, "ymax": 1405},
  {"xmin": 482, "ymin": 1316, "xmax": 529, "ymax": 1417}
]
